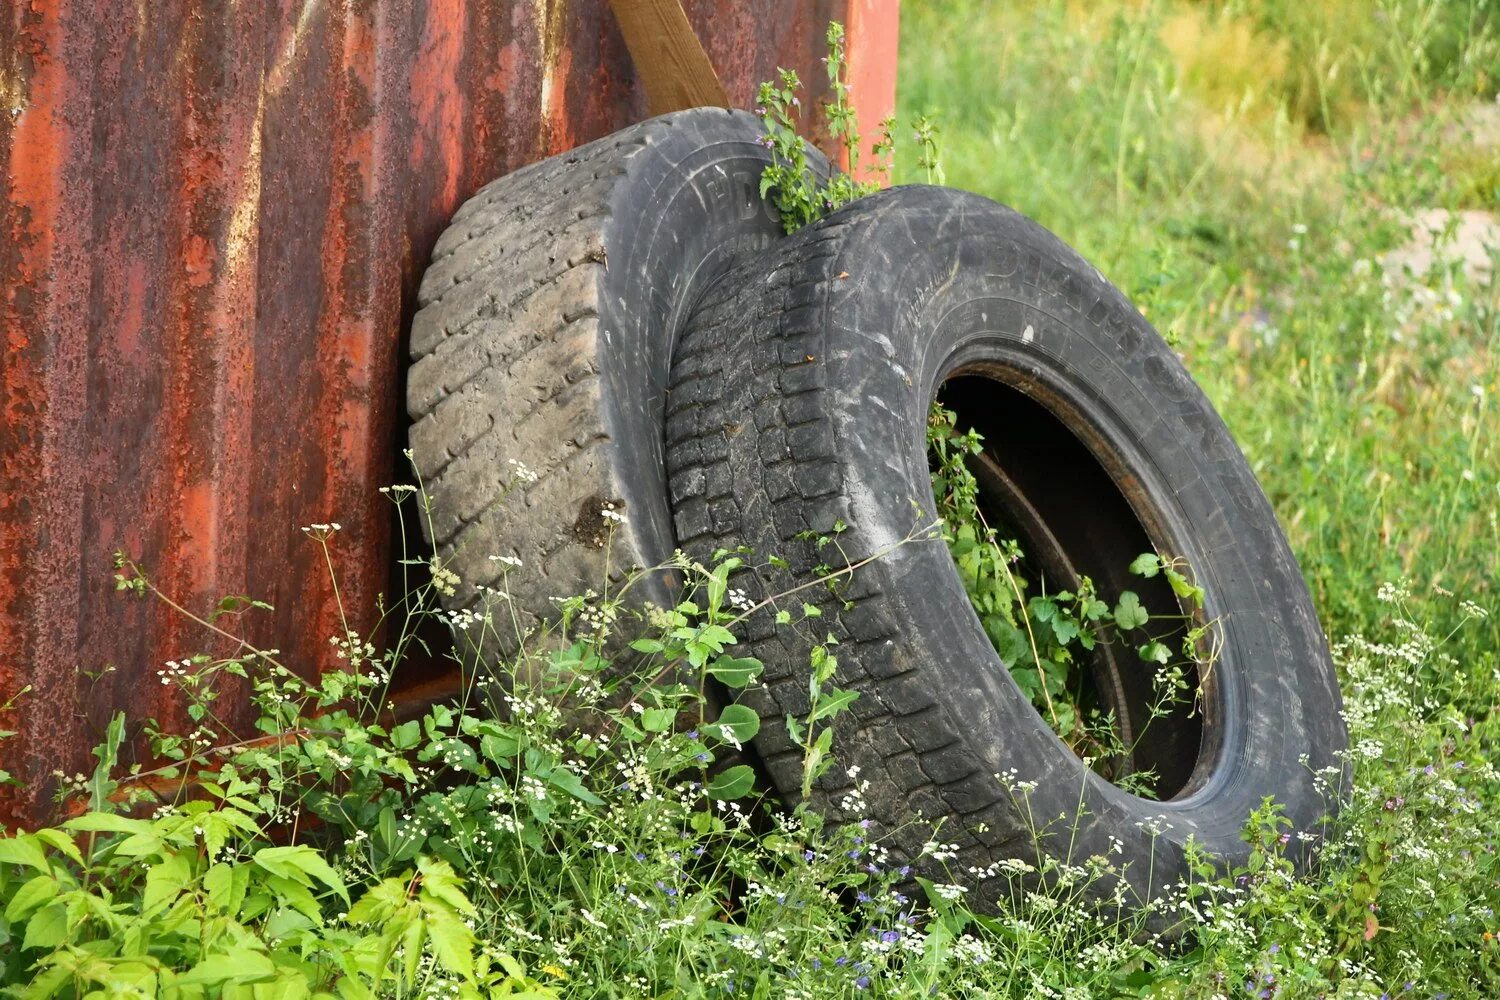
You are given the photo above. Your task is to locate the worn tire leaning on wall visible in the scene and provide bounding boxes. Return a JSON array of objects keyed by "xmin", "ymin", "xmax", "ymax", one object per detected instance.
[
  {"xmin": 408, "ymin": 109, "xmax": 824, "ymax": 657},
  {"xmin": 665, "ymin": 185, "xmax": 1347, "ymax": 908}
]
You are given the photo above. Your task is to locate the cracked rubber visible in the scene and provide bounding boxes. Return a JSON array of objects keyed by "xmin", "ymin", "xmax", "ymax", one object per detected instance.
[
  {"xmin": 665, "ymin": 185, "xmax": 1346, "ymax": 910},
  {"xmin": 408, "ymin": 109, "xmax": 824, "ymax": 655}
]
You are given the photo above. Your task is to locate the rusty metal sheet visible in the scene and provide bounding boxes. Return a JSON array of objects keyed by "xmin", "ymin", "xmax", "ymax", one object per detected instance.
[{"xmin": 0, "ymin": 0, "xmax": 899, "ymax": 828}]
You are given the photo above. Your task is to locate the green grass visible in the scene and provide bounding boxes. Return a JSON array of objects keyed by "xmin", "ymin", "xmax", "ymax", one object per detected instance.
[
  {"xmin": 2, "ymin": 2, "xmax": 1498, "ymax": 997},
  {"xmin": 898, "ymin": 0, "xmax": 1498, "ymax": 672}
]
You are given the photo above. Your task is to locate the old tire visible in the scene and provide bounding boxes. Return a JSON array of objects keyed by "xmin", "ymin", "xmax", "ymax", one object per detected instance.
[
  {"xmin": 665, "ymin": 185, "xmax": 1346, "ymax": 907},
  {"xmin": 408, "ymin": 109, "xmax": 822, "ymax": 654}
]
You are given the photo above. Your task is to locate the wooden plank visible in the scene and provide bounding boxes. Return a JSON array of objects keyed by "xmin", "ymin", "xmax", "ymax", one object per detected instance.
[{"xmin": 608, "ymin": 0, "xmax": 731, "ymax": 115}]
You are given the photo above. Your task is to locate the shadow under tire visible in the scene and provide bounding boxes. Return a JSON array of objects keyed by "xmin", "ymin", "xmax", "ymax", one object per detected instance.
[{"xmin": 665, "ymin": 184, "xmax": 1346, "ymax": 910}]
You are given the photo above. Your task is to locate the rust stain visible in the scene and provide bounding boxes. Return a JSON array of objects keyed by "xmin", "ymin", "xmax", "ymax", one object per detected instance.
[
  {"xmin": 0, "ymin": 0, "xmax": 898, "ymax": 829},
  {"xmin": 266, "ymin": 0, "xmax": 325, "ymax": 96}
]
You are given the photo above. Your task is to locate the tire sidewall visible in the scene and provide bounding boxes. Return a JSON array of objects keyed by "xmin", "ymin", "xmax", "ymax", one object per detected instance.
[{"xmin": 819, "ymin": 186, "xmax": 1344, "ymax": 888}]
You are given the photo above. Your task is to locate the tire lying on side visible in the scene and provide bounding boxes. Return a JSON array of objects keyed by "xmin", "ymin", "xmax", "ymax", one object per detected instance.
[
  {"xmin": 407, "ymin": 109, "xmax": 823, "ymax": 655},
  {"xmin": 665, "ymin": 185, "xmax": 1346, "ymax": 907}
]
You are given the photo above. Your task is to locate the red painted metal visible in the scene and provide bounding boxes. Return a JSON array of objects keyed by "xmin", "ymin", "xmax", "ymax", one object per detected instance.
[{"xmin": 0, "ymin": 0, "xmax": 899, "ymax": 828}]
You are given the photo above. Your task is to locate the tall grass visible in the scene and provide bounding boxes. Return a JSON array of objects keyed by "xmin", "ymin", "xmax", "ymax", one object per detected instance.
[{"xmin": 898, "ymin": 0, "xmax": 1498, "ymax": 680}]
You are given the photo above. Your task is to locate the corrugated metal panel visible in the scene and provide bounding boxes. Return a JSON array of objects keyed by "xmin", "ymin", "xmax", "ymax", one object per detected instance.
[{"xmin": 0, "ymin": 0, "xmax": 897, "ymax": 827}]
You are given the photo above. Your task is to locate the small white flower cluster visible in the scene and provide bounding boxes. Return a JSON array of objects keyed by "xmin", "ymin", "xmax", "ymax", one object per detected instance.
[
  {"xmin": 725, "ymin": 586, "xmax": 754, "ymax": 612},
  {"xmin": 1376, "ymin": 579, "xmax": 1411, "ymax": 603},
  {"xmin": 1134, "ymin": 815, "xmax": 1173, "ymax": 836},
  {"xmin": 838, "ymin": 764, "xmax": 871, "ymax": 815},
  {"xmin": 506, "ymin": 458, "xmax": 540, "ymax": 485},
  {"xmin": 439, "ymin": 605, "xmax": 486, "ymax": 631},
  {"xmin": 488, "ymin": 554, "xmax": 523, "ymax": 569},
  {"xmin": 429, "ymin": 557, "xmax": 461, "ymax": 597},
  {"xmin": 922, "ymin": 840, "xmax": 961, "ymax": 862},
  {"xmin": 931, "ymin": 882, "xmax": 968, "ymax": 902},
  {"xmin": 599, "ymin": 502, "xmax": 627, "ymax": 524},
  {"xmin": 575, "ymin": 596, "xmax": 619, "ymax": 641},
  {"xmin": 156, "ymin": 659, "xmax": 193, "ymax": 686},
  {"xmin": 300, "ymin": 521, "xmax": 342, "ymax": 537},
  {"xmin": 329, "ymin": 630, "xmax": 376, "ymax": 668}
]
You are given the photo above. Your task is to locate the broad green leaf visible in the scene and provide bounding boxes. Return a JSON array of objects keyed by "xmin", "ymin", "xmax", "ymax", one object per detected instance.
[
  {"xmin": 420, "ymin": 901, "xmax": 475, "ymax": 980},
  {"xmin": 1129, "ymin": 553, "xmax": 1161, "ymax": 577},
  {"xmin": 31, "ymin": 829, "xmax": 84, "ymax": 868},
  {"xmin": 705, "ymin": 656, "xmax": 764, "ymax": 689},
  {"xmin": 178, "ymin": 948, "xmax": 278, "ymax": 985},
  {"xmin": 706, "ymin": 765, "xmax": 756, "ymax": 801},
  {"xmin": 22, "ymin": 901, "xmax": 69, "ymax": 950},
  {"xmin": 143, "ymin": 851, "xmax": 193, "ymax": 913},
  {"xmin": 545, "ymin": 767, "xmax": 604, "ymax": 806},
  {"xmin": 61, "ymin": 813, "xmax": 152, "ymax": 836},
  {"xmin": 710, "ymin": 704, "xmax": 760, "ymax": 744},
  {"xmin": 986, "ymin": 618, "xmax": 1030, "ymax": 667},
  {"xmin": 0, "ymin": 833, "xmax": 51, "ymax": 872},
  {"xmin": 1166, "ymin": 568, "xmax": 1205, "ymax": 606},
  {"xmin": 254, "ymin": 846, "xmax": 349, "ymax": 903},
  {"xmin": 1114, "ymin": 591, "xmax": 1149, "ymax": 630},
  {"xmin": 641, "ymin": 707, "xmax": 677, "ymax": 733},
  {"xmin": 1138, "ymin": 641, "xmax": 1172, "ymax": 665},
  {"xmin": 391, "ymin": 720, "xmax": 422, "ymax": 750},
  {"xmin": 1028, "ymin": 597, "xmax": 1058, "ymax": 623},
  {"xmin": 4, "ymin": 875, "xmax": 58, "ymax": 922}
]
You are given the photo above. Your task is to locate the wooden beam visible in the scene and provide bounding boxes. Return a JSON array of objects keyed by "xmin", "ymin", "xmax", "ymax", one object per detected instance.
[{"xmin": 608, "ymin": 0, "xmax": 731, "ymax": 115}]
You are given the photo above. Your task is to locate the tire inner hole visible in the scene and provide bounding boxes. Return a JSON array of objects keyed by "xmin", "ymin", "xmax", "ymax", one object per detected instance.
[{"xmin": 934, "ymin": 373, "xmax": 1205, "ymax": 800}]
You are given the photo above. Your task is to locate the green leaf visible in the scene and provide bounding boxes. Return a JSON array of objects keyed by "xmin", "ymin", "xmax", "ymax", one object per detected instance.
[
  {"xmin": 1114, "ymin": 591, "xmax": 1149, "ymax": 630},
  {"xmin": 706, "ymin": 765, "xmax": 757, "ymax": 800},
  {"xmin": 4, "ymin": 875, "xmax": 59, "ymax": 922},
  {"xmin": 31, "ymin": 829, "xmax": 84, "ymax": 868},
  {"xmin": 545, "ymin": 767, "xmax": 604, "ymax": 806},
  {"xmin": 61, "ymin": 812, "xmax": 153, "ymax": 836},
  {"xmin": 422, "ymin": 902, "xmax": 475, "ymax": 980},
  {"xmin": 807, "ymin": 688, "xmax": 859, "ymax": 725},
  {"xmin": 1165, "ymin": 568, "xmax": 1206, "ymax": 606},
  {"xmin": 203, "ymin": 861, "xmax": 245, "ymax": 914},
  {"xmin": 629, "ymin": 638, "xmax": 665, "ymax": 654},
  {"xmin": 641, "ymin": 707, "xmax": 677, "ymax": 733},
  {"xmin": 143, "ymin": 851, "xmax": 193, "ymax": 913},
  {"xmin": 88, "ymin": 712, "xmax": 127, "ymax": 812},
  {"xmin": 391, "ymin": 720, "xmax": 422, "ymax": 750},
  {"xmin": 1050, "ymin": 616, "xmax": 1080, "ymax": 645},
  {"xmin": 705, "ymin": 656, "xmax": 764, "ymax": 689},
  {"xmin": 480, "ymin": 733, "xmax": 520, "ymax": 762},
  {"xmin": 1139, "ymin": 641, "xmax": 1172, "ymax": 665},
  {"xmin": 253, "ymin": 845, "xmax": 349, "ymax": 903},
  {"xmin": 178, "ymin": 948, "xmax": 278, "ymax": 986},
  {"xmin": 986, "ymin": 619, "xmax": 1030, "ymax": 667},
  {"xmin": 710, "ymin": 705, "xmax": 760, "ymax": 744},
  {"xmin": 1129, "ymin": 553, "xmax": 1161, "ymax": 577},
  {"xmin": 22, "ymin": 902, "xmax": 69, "ymax": 950},
  {"xmin": 0, "ymin": 833, "xmax": 51, "ymax": 872}
]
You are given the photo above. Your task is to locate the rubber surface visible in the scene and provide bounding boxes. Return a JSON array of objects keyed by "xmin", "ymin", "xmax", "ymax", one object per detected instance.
[
  {"xmin": 408, "ymin": 109, "xmax": 823, "ymax": 655},
  {"xmin": 665, "ymin": 185, "xmax": 1346, "ymax": 907}
]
